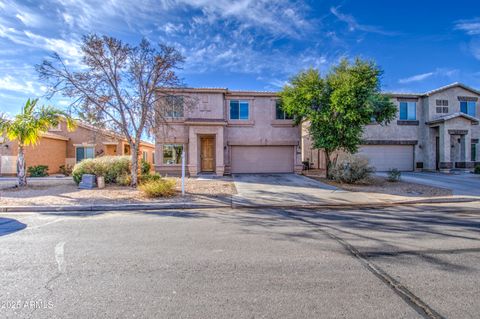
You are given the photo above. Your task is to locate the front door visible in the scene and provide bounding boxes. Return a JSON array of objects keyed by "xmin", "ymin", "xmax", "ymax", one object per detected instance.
[
  {"xmin": 435, "ymin": 136, "xmax": 440, "ymax": 170},
  {"xmin": 200, "ymin": 137, "xmax": 215, "ymax": 172}
]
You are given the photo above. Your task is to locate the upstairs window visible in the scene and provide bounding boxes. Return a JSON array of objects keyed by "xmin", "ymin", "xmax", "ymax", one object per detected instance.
[
  {"xmin": 275, "ymin": 100, "xmax": 293, "ymax": 120},
  {"xmin": 230, "ymin": 100, "xmax": 249, "ymax": 120},
  {"xmin": 142, "ymin": 151, "xmax": 148, "ymax": 161},
  {"xmin": 399, "ymin": 101, "xmax": 416, "ymax": 120},
  {"xmin": 162, "ymin": 95, "xmax": 184, "ymax": 118},
  {"xmin": 460, "ymin": 101, "xmax": 476, "ymax": 117}
]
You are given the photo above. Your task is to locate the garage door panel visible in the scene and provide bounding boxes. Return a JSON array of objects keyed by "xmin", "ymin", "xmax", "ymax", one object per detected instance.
[
  {"xmin": 231, "ymin": 146, "xmax": 294, "ymax": 173},
  {"xmin": 358, "ymin": 145, "xmax": 413, "ymax": 171}
]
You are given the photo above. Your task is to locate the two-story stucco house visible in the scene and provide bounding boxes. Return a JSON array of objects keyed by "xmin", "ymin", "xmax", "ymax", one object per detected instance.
[
  {"xmin": 304, "ymin": 82, "xmax": 479, "ymax": 172},
  {"xmin": 154, "ymin": 88, "xmax": 302, "ymax": 176}
]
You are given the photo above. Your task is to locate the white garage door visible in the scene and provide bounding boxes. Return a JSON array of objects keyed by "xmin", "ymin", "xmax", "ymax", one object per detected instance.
[
  {"xmin": 358, "ymin": 145, "xmax": 414, "ymax": 171},
  {"xmin": 231, "ymin": 146, "xmax": 294, "ymax": 173}
]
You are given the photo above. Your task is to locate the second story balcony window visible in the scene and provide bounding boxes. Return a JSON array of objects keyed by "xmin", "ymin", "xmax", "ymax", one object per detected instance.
[
  {"xmin": 275, "ymin": 100, "xmax": 293, "ymax": 120},
  {"xmin": 460, "ymin": 101, "xmax": 476, "ymax": 117},
  {"xmin": 399, "ymin": 101, "xmax": 416, "ymax": 121},
  {"xmin": 162, "ymin": 95, "xmax": 184, "ymax": 118},
  {"xmin": 230, "ymin": 100, "xmax": 249, "ymax": 120}
]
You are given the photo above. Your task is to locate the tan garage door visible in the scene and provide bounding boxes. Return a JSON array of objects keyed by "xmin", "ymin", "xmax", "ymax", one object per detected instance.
[
  {"xmin": 231, "ymin": 146, "xmax": 294, "ymax": 173},
  {"xmin": 358, "ymin": 145, "xmax": 413, "ymax": 172}
]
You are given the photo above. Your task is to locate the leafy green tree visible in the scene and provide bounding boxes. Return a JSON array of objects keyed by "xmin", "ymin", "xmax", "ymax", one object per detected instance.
[
  {"xmin": 0, "ymin": 99, "xmax": 76, "ymax": 187},
  {"xmin": 280, "ymin": 58, "xmax": 396, "ymax": 177}
]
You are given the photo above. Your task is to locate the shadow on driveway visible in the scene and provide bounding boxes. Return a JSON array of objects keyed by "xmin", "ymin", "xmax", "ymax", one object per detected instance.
[{"xmin": 0, "ymin": 218, "xmax": 27, "ymax": 236}]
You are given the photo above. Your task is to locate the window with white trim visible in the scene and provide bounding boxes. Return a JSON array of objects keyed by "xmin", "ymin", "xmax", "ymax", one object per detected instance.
[
  {"xmin": 275, "ymin": 100, "xmax": 293, "ymax": 120},
  {"xmin": 162, "ymin": 95, "xmax": 184, "ymax": 118},
  {"xmin": 460, "ymin": 101, "xmax": 476, "ymax": 117},
  {"xmin": 76, "ymin": 146, "xmax": 94, "ymax": 163},
  {"xmin": 163, "ymin": 144, "xmax": 183, "ymax": 165},
  {"xmin": 399, "ymin": 101, "xmax": 416, "ymax": 120},
  {"xmin": 229, "ymin": 100, "xmax": 249, "ymax": 120}
]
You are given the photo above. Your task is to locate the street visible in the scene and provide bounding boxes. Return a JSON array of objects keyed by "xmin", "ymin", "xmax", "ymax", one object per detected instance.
[{"xmin": 1, "ymin": 205, "xmax": 479, "ymax": 318}]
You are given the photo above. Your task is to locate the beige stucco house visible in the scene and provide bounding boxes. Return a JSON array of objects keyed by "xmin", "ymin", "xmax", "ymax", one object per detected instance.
[
  {"xmin": 154, "ymin": 88, "xmax": 302, "ymax": 176},
  {"xmin": 304, "ymin": 82, "xmax": 479, "ymax": 172},
  {"xmin": 0, "ymin": 121, "xmax": 155, "ymax": 175}
]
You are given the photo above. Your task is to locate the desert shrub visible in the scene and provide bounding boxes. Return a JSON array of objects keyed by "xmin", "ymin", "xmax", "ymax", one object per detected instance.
[
  {"xmin": 475, "ymin": 164, "xmax": 480, "ymax": 174},
  {"xmin": 72, "ymin": 156, "xmax": 131, "ymax": 184},
  {"xmin": 329, "ymin": 154, "xmax": 374, "ymax": 183},
  {"xmin": 27, "ymin": 165, "xmax": 49, "ymax": 177},
  {"xmin": 117, "ymin": 174, "xmax": 132, "ymax": 186},
  {"xmin": 138, "ymin": 173, "xmax": 162, "ymax": 185},
  {"xmin": 139, "ymin": 178, "xmax": 176, "ymax": 198},
  {"xmin": 59, "ymin": 164, "xmax": 73, "ymax": 176},
  {"xmin": 387, "ymin": 168, "xmax": 401, "ymax": 182},
  {"xmin": 141, "ymin": 159, "xmax": 151, "ymax": 175}
]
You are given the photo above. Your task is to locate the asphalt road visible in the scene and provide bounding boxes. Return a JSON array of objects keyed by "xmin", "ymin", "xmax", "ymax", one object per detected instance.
[{"xmin": 1, "ymin": 204, "xmax": 479, "ymax": 318}]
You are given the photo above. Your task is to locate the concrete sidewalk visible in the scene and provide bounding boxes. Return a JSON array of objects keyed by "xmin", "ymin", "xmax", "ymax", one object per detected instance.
[
  {"xmin": 2, "ymin": 173, "xmax": 479, "ymax": 213},
  {"xmin": 0, "ymin": 176, "xmax": 72, "ymax": 189}
]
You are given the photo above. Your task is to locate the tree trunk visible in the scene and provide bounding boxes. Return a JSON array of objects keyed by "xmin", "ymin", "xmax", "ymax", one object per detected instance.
[
  {"xmin": 17, "ymin": 145, "xmax": 27, "ymax": 187},
  {"xmin": 130, "ymin": 143, "xmax": 139, "ymax": 188},
  {"xmin": 325, "ymin": 149, "xmax": 331, "ymax": 179}
]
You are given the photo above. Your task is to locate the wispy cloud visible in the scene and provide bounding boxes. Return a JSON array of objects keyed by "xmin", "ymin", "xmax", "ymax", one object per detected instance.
[
  {"xmin": 0, "ymin": 75, "xmax": 38, "ymax": 94},
  {"xmin": 330, "ymin": 6, "xmax": 398, "ymax": 36},
  {"xmin": 399, "ymin": 68, "xmax": 458, "ymax": 84},
  {"xmin": 455, "ymin": 17, "xmax": 480, "ymax": 35}
]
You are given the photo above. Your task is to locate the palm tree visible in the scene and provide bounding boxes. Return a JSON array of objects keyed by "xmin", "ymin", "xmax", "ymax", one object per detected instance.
[{"xmin": 0, "ymin": 99, "xmax": 76, "ymax": 187}]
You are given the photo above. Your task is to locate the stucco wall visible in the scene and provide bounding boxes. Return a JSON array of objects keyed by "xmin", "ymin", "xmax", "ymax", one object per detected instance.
[
  {"xmin": 0, "ymin": 137, "xmax": 67, "ymax": 174},
  {"xmin": 154, "ymin": 91, "xmax": 302, "ymax": 175}
]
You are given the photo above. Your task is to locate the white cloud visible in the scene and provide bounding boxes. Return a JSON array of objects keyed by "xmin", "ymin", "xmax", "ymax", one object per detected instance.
[
  {"xmin": 0, "ymin": 25, "xmax": 82, "ymax": 65},
  {"xmin": 398, "ymin": 68, "xmax": 458, "ymax": 84},
  {"xmin": 164, "ymin": 0, "xmax": 311, "ymax": 38},
  {"xmin": 455, "ymin": 18, "xmax": 480, "ymax": 35},
  {"xmin": 399, "ymin": 72, "xmax": 434, "ymax": 84},
  {"xmin": 0, "ymin": 75, "xmax": 37, "ymax": 94},
  {"xmin": 330, "ymin": 6, "xmax": 398, "ymax": 36}
]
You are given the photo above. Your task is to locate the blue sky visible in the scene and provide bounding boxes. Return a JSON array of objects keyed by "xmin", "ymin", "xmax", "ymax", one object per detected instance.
[{"xmin": 1, "ymin": 0, "xmax": 480, "ymax": 114}]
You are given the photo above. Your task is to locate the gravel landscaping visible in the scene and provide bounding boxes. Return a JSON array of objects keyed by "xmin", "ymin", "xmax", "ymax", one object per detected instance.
[
  {"xmin": 309, "ymin": 175, "xmax": 452, "ymax": 198},
  {"xmin": 0, "ymin": 176, "xmax": 236, "ymax": 206}
]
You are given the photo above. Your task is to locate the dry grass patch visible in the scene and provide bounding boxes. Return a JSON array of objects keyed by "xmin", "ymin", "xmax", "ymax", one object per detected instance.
[
  {"xmin": 311, "ymin": 175, "xmax": 452, "ymax": 198},
  {"xmin": 0, "ymin": 176, "xmax": 236, "ymax": 206}
]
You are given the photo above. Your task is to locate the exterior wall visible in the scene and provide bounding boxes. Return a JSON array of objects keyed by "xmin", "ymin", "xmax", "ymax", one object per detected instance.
[
  {"xmin": 154, "ymin": 90, "xmax": 302, "ymax": 175},
  {"xmin": 0, "ymin": 137, "xmax": 67, "ymax": 175},
  {"xmin": 0, "ymin": 122, "xmax": 155, "ymax": 176},
  {"xmin": 225, "ymin": 94, "xmax": 302, "ymax": 174},
  {"xmin": 302, "ymin": 84, "xmax": 480, "ymax": 172}
]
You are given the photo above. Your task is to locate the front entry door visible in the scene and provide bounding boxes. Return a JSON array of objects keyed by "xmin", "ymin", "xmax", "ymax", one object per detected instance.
[
  {"xmin": 201, "ymin": 137, "xmax": 215, "ymax": 172},
  {"xmin": 435, "ymin": 136, "xmax": 440, "ymax": 170}
]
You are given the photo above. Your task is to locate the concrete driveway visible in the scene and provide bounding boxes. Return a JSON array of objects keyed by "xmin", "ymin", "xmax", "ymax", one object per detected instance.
[
  {"xmin": 377, "ymin": 172, "xmax": 480, "ymax": 197},
  {"xmin": 232, "ymin": 173, "xmax": 374, "ymax": 206}
]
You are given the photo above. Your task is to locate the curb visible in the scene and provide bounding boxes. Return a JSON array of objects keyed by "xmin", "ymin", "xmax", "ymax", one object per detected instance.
[{"xmin": 1, "ymin": 197, "xmax": 479, "ymax": 213}]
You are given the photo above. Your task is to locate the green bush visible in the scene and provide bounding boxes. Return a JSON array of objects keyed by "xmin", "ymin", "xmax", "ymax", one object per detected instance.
[
  {"xmin": 475, "ymin": 164, "xmax": 480, "ymax": 174},
  {"xmin": 387, "ymin": 168, "xmax": 401, "ymax": 182},
  {"xmin": 59, "ymin": 164, "xmax": 73, "ymax": 176},
  {"xmin": 329, "ymin": 154, "xmax": 374, "ymax": 184},
  {"xmin": 72, "ymin": 156, "xmax": 131, "ymax": 184},
  {"xmin": 27, "ymin": 165, "xmax": 49, "ymax": 177},
  {"xmin": 139, "ymin": 178, "xmax": 176, "ymax": 198},
  {"xmin": 117, "ymin": 174, "xmax": 132, "ymax": 186},
  {"xmin": 138, "ymin": 173, "xmax": 161, "ymax": 185},
  {"xmin": 141, "ymin": 159, "xmax": 151, "ymax": 175}
]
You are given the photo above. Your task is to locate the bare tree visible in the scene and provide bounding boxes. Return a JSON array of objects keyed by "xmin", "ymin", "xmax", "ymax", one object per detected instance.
[{"xmin": 37, "ymin": 35, "xmax": 184, "ymax": 187}]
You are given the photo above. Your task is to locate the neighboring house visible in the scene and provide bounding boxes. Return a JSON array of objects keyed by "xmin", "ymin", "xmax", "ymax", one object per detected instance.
[
  {"xmin": 154, "ymin": 88, "xmax": 302, "ymax": 176},
  {"xmin": 0, "ymin": 121, "xmax": 155, "ymax": 175},
  {"xmin": 304, "ymin": 82, "xmax": 479, "ymax": 172}
]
